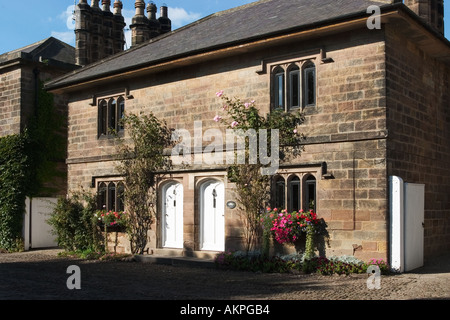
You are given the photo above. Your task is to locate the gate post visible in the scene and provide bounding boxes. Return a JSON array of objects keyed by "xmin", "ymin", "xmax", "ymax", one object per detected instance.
[{"xmin": 389, "ymin": 176, "xmax": 404, "ymax": 273}]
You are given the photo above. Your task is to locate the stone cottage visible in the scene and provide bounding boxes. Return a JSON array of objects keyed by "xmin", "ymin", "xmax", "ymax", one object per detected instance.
[{"xmin": 46, "ymin": 0, "xmax": 449, "ymax": 263}]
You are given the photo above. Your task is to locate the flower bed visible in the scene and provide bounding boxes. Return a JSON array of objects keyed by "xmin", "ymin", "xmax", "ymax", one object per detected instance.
[{"xmin": 214, "ymin": 251, "xmax": 390, "ymax": 275}]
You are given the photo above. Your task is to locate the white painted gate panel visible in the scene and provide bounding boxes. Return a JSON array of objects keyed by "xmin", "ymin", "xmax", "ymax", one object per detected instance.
[
  {"xmin": 23, "ymin": 198, "xmax": 58, "ymax": 250},
  {"xmin": 404, "ymin": 183, "xmax": 424, "ymax": 272},
  {"xmin": 389, "ymin": 176, "xmax": 425, "ymax": 272},
  {"xmin": 389, "ymin": 176, "xmax": 404, "ymax": 273}
]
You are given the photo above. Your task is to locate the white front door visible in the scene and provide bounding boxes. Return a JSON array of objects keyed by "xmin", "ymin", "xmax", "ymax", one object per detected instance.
[
  {"xmin": 200, "ymin": 180, "xmax": 225, "ymax": 251},
  {"xmin": 162, "ymin": 182, "xmax": 184, "ymax": 249}
]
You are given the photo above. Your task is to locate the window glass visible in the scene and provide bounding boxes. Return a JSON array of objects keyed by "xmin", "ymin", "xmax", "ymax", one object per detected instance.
[
  {"xmin": 304, "ymin": 64, "xmax": 316, "ymax": 107},
  {"xmin": 305, "ymin": 175, "xmax": 316, "ymax": 211},
  {"xmin": 118, "ymin": 98, "xmax": 125, "ymax": 131},
  {"xmin": 99, "ymin": 100, "xmax": 108, "ymax": 136},
  {"xmin": 98, "ymin": 182, "xmax": 107, "ymax": 210},
  {"xmin": 289, "ymin": 66, "xmax": 300, "ymax": 109},
  {"xmin": 274, "ymin": 177, "xmax": 285, "ymax": 210},
  {"xmin": 117, "ymin": 182, "xmax": 125, "ymax": 212},
  {"xmin": 108, "ymin": 182, "xmax": 116, "ymax": 212},
  {"xmin": 289, "ymin": 176, "xmax": 301, "ymax": 212},
  {"xmin": 109, "ymin": 99, "xmax": 117, "ymax": 132},
  {"xmin": 274, "ymin": 69, "xmax": 285, "ymax": 110}
]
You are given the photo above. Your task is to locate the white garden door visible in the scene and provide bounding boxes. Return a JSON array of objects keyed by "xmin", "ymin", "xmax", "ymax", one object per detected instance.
[
  {"xmin": 162, "ymin": 182, "xmax": 184, "ymax": 249},
  {"xmin": 200, "ymin": 180, "xmax": 225, "ymax": 251}
]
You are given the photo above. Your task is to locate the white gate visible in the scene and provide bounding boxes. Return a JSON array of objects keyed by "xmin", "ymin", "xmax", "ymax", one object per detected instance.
[
  {"xmin": 389, "ymin": 176, "xmax": 425, "ymax": 272},
  {"xmin": 23, "ymin": 197, "xmax": 58, "ymax": 250}
]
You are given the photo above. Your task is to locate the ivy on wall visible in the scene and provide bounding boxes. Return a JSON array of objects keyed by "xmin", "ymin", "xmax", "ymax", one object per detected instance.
[
  {"xmin": 0, "ymin": 81, "xmax": 67, "ymax": 252},
  {"xmin": 0, "ymin": 133, "xmax": 33, "ymax": 251}
]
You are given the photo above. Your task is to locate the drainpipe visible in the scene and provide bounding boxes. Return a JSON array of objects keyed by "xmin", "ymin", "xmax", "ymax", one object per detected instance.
[{"xmin": 33, "ymin": 67, "xmax": 40, "ymax": 118}]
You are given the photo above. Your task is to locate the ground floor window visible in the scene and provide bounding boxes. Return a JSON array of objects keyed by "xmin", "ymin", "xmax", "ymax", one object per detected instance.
[
  {"xmin": 97, "ymin": 181, "xmax": 125, "ymax": 212},
  {"xmin": 272, "ymin": 173, "xmax": 316, "ymax": 212}
]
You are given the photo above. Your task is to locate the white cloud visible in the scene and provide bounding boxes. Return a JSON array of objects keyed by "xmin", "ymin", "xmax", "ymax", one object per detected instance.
[{"xmin": 168, "ymin": 7, "xmax": 202, "ymax": 29}]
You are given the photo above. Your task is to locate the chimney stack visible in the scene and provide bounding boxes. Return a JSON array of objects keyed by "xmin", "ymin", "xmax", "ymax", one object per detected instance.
[
  {"xmin": 405, "ymin": 0, "xmax": 444, "ymax": 35},
  {"xmin": 75, "ymin": 0, "xmax": 125, "ymax": 66},
  {"xmin": 130, "ymin": 1, "xmax": 172, "ymax": 47},
  {"xmin": 75, "ymin": 0, "xmax": 170, "ymax": 64},
  {"xmin": 159, "ymin": 4, "xmax": 172, "ymax": 34}
]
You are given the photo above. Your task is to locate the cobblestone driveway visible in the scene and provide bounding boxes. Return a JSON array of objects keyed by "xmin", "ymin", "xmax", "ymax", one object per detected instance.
[{"xmin": 0, "ymin": 249, "xmax": 449, "ymax": 302}]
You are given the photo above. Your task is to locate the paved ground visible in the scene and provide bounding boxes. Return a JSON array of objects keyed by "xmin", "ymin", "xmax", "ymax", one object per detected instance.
[{"xmin": 0, "ymin": 249, "xmax": 449, "ymax": 304}]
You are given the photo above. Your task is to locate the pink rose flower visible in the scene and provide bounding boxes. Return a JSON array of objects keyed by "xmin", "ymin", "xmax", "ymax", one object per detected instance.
[
  {"xmin": 231, "ymin": 121, "xmax": 239, "ymax": 128},
  {"xmin": 216, "ymin": 90, "xmax": 224, "ymax": 98},
  {"xmin": 214, "ymin": 115, "xmax": 222, "ymax": 122}
]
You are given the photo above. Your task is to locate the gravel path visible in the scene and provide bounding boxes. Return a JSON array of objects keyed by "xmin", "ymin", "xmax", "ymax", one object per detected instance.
[{"xmin": 0, "ymin": 249, "xmax": 449, "ymax": 302}]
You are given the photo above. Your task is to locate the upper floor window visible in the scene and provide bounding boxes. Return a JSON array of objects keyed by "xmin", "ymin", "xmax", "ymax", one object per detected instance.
[
  {"xmin": 272, "ymin": 60, "xmax": 316, "ymax": 111},
  {"xmin": 98, "ymin": 96, "xmax": 125, "ymax": 138}
]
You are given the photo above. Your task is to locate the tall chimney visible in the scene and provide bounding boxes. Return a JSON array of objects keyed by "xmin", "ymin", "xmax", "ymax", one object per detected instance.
[
  {"xmin": 113, "ymin": 0, "xmax": 126, "ymax": 53},
  {"xmin": 158, "ymin": 4, "xmax": 172, "ymax": 34},
  {"xmin": 405, "ymin": 0, "xmax": 444, "ymax": 35},
  {"xmin": 91, "ymin": 0, "xmax": 100, "ymax": 9},
  {"xmin": 75, "ymin": 0, "xmax": 91, "ymax": 66},
  {"xmin": 147, "ymin": 1, "xmax": 161, "ymax": 38},
  {"xmin": 130, "ymin": 0, "xmax": 150, "ymax": 47},
  {"xmin": 75, "ymin": 0, "xmax": 126, "ymax": 66}
]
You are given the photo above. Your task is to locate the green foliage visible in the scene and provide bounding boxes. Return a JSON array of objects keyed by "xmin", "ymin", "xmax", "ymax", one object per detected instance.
[
  {"xmin": 0, "ymin": 133, "xmax": 33, "ymax": 252},
  {"xmin": 47, "ymin": 191, "xmax": 103, "ymax": 253},
  {"xmin": 0, "ymin": 83, "xmax": 66, "ymax": 251},
  {"xmin": 116, "ymin": 112, "xmax": 175, "ymax": 255},
  {"xmin": 215, "ymin": 251, "xmax": 391, "ymax": 275},
  {"xmin": 26, "ymin": 82, "xmax": 67, "ymax": 196}
]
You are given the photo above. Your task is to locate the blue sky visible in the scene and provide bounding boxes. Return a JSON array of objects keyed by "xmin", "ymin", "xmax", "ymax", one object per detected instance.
[{"xmin": 0, "ymin": 0, "xmax": 449, "ymax": 54}]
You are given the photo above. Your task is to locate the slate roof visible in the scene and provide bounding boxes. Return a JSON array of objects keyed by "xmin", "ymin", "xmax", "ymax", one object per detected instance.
[
  {"xmin": 46, "ymin": 0, "xmax": 397, "ymax": 90},
  {"xmin": 0, "ymin": 37, "xmax": 77, "ymax": 69}
]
